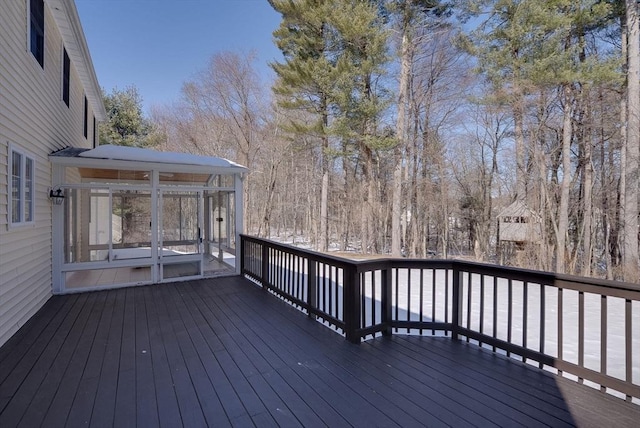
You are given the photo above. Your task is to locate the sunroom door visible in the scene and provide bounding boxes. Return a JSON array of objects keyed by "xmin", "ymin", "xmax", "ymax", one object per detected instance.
[
  {"xmin": 203, "ymin": 190, "xmax": 236, "ymax": 275},
  {"xmin": 158, "ymin": 190, "xmax": 203, "ymax": 281}
]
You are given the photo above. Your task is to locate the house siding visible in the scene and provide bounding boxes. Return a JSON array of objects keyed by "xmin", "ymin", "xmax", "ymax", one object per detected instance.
[{"xmin": 0, "ymin": 0, "xmax": 99, "ymax": 347}]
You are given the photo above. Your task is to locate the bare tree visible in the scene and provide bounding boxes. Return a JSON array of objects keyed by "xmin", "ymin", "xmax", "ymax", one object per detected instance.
[
  {"xmin": 404, "ymin": 26, "xmax": 470, "ymax": 258},
  {"xmin": 456, "ymin": 102, "xmax": 509, "ymax": 261},
  {"xmin": 155, "ymin": 51, "xmax": 266, "ymax": 231}
]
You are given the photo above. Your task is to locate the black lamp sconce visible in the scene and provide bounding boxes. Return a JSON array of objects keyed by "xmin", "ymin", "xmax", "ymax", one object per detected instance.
[{"xmin": 49, "ymin": 187, "xmax": 65, "ymax": 205}]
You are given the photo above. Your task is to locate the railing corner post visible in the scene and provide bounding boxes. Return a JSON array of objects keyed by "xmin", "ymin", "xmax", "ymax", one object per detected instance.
[
  {"xmin": 382, "ymin": 264, "xmax": 392, "ymax": 337},
  {"xmin": 344, "ymin": 265, "xmax": 361, "ymax": 344},
  {"xmin": 240, "ymin": 235, "xmax": 246, "ymax": 276},
  {"xmin": 452, "ymin": 262, "xmax": 462, "ymax": 341},
  {"xmin": 260, "ymin": 241, "xmax": 269, "ymax": 290},
  {"xmin": 307, "ymin": 258, "xmax": 317, "ymax": 319}
]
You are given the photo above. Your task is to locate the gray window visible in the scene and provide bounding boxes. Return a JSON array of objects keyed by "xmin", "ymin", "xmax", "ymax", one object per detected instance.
[
  {"xmin": 63, "ymin": 48, "xmax": 70, "ymax": 106},
  {"xmin": 30, "ymin": 0, "xmax": 45, "ymax": 67}
]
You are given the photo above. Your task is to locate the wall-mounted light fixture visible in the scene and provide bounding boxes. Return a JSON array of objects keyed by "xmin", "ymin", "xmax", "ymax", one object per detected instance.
[{"xmin": 49, "ymin": 187, "xmax": 65, "ymax": 205}]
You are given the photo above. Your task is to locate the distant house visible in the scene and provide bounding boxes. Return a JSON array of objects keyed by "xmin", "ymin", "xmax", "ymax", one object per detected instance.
[
  {"xmin": 497, "ymin": 200, "xmax": 542, "ymax": 262},
  {"xmin": 0, "ymin": 1, "xmax": 246, "ymax": 349},
  {"xmin": 0, "ymin": 0, "xmax": 106, "ymax": 347}
]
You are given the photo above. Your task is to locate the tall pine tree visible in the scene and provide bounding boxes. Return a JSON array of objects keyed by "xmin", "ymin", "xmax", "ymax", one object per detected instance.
[
  {"xmin": 270, "ymin": 0, "xmax": 337, "ymax": 251},
  {"xmin": 100, "ymin": 86, "xmax": 154, "ymax": 147},
  {"xmin": 270, "ymin": 0, "xmax": 390, "ymax": 252},
  {"xmin": 460, "ymin": 0, "xmax": 619, "ymax": 273}
]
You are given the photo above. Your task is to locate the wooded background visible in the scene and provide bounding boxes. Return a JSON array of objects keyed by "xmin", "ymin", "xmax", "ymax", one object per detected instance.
[{"xmin": 100, "ymin": 0, "xmax": 640, "ymax": 282}]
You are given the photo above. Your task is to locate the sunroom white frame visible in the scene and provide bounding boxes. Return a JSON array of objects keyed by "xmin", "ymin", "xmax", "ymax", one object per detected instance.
[{"xmin": 50, "ymin": 145, "xmax": 246, "ymax": 294}]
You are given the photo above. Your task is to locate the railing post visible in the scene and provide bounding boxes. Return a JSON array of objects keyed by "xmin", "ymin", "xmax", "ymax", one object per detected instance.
[
  {"xmin": 261, "ymin": 241, "xmax": 269, "ymax": 290},
  {"xmin": 307, "ymin": 258, "xmax": 317, "ymax": 318},
  {"xmin": 451, "ymin": 262, "xmax": 462, "ymax": 341},
  {"xmin": 344, "ymin": 265, "xmax": 361, "ymax": 344},
  {"xmin": 240, "ymin": 236, "xmax": 245, "ymax": 275},
  {"xmin": 382, "ymin": 264, "xmax": 392, "ymax": 336}
]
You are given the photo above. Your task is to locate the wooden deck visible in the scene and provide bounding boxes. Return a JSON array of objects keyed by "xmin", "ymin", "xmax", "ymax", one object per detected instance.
[{"xmin": 0, "ymin": 276, "xmax": 638, "ymax": 427}]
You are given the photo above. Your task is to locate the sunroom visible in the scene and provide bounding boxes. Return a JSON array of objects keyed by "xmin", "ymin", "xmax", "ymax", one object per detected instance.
[{"xmin": 49, "ymin": 144, "xmax": 246, "ymax": 294}]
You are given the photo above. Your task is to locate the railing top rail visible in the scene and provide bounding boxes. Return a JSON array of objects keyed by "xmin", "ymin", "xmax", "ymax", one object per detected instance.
[
  {"xmin": 241, "ymin": 235, "xmax": 453, "ymax": 271},
  {"xmin": 240, "ymin": 234, "xmax": 358, "ymax": 269},
  {"xmin": 241, "ymin": 235, "xmax": 640, "ymax": 296},
  {"xmin": 452, "ymin": 260, "xmax": 640, "ymax": 295}
]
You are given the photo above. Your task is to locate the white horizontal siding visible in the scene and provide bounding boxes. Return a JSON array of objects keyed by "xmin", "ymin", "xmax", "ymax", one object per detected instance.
[
  {"xmin": 0, "ymin": 145, "xmax": 6, "ymax": 226},
  {"xmin": 0, "ymin": 0, "xmax": 101, "ymax": 347}
]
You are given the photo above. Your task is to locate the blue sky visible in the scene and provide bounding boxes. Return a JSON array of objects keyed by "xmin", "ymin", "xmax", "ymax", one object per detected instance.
[{"xmin": 75, "ymin": 0, "xmax": 282, "ymax": 113}]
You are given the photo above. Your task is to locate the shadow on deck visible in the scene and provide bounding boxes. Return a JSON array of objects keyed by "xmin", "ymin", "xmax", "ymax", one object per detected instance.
[{"xmin": 1, "ymin": 276, "xmax": 638, "ymax": 427}]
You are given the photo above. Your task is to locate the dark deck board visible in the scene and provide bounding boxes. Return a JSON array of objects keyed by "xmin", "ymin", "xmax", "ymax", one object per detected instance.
[
  {"xmin": 0, "ymin": 294, "xmax": 70, "ymax": 374},
  {"xmin": 58, "ymin": 291, "xmax": 113, "ymax": 426},
  {"xmin": 143, "ymin": 284, "xmax": 183, "ymax": 428},
  {"xmin": 381, "ymin": 337, "xmax": 558, "ymax": 423},
  {"xmin": 223, "ymin": 287, "xmax": 476, "ymax": 427},
  {"xmin": 87, "ymin": 288, "xmax": 126, "ymax": 428},
  {"xmin": 372, "ymin": 336, "xmax": 566, "ymax": 427},
  {"xmin": 0, "ymin": 294, "xmax": 89, "ymax": 427},
  {"xmin": 401, "ymin": 336, "xmax": 576, "ymax": 423},
  {"xmin": 33, "ymin": 291, "xmax": 108, "ymax": 427},
  {"xmin": 1, "ymin": 276, "xmax": 639, "ymax": 428},
  {"xmin": 207, "ymin": 286, "xmax": 408, "ymax": 427}
]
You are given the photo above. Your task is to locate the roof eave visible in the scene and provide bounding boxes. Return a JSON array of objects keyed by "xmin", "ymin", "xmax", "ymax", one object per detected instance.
[
  {"xmin": 47, "ymin": 0, "xmax": 107, "ymax": 121},
  {"xmin": 49, "ymin": 153, "xmax": 248, "ymax": 176}
]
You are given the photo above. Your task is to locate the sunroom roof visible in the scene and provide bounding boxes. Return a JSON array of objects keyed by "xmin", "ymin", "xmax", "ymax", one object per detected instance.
[{"xmin": 50, "ymin": 145, "xmax": 247, "ymax": 174}]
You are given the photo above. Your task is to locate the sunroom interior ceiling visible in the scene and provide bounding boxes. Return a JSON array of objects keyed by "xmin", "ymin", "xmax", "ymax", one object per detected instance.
[{"xmin": 78, "ymin": 168, "xmax": 212, "ymax": 184}]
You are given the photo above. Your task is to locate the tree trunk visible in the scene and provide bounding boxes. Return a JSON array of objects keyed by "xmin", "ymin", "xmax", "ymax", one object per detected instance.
[
  {"xmin": 439, "ymin": 158, "xmax": 449, "ymax": 259},
  {"xmin": 360, "ymin": 145, "xmax": 376, "ymax": 253},
  {"xmin": 258, "ymin": 163, "xmax": 278, "ymax": 237},
  {"xmin": 623, "ymin": 0, "xmax": 640, "ymax": 281},
  {"xmin": 599, "ymin": 103, "xmax": 614, "ymax": 279},
  {"xmin": 618, "ymin": 15, "xmax": 628, "ymax": 278},
  {"xmin": 340, "ymin": 141, "xmax": 351, "ymax": 251},
  {"xmin": 514, "ymin": 94, "xmax": 527, "ymax": 199},
  {"xmin": 319, "ymin": 101, "xmax": 329, "ymax": 252},
  {"xmin": 556, "ymin": 85, "xmax": 573, "ymax": 274},
  {"xmin": 582, "ymin": 118, "xmax": 593, "ymax": 278},
  {"xmin": 392, "ymin": 30, "xmax": 411, "ymax": 257}
]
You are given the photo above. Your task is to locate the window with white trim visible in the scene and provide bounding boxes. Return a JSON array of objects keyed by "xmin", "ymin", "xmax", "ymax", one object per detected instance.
[{"xmin": 9, "ymin": 146, "xmax": 35, "ymax": 225}]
